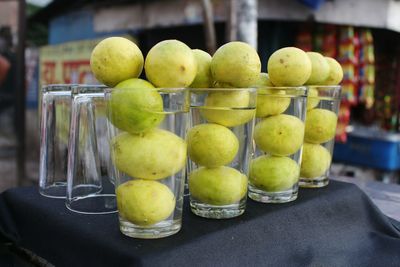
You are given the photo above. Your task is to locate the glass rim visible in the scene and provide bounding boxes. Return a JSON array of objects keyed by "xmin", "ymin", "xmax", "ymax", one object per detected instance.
[
  {"xmin": 71, "ymin": 84, "xmax": 107, "ymax": 88},
  {"xmin": 307, "ymin": 85, "xmax": 341, "ymax": 99},
  {"xmin": 306, "ymin": 85, "xmax": 341, "ymax": 90},
  {"xmin": 104, "ymin": 87, "xmax": 190, "ymax": 93},
  {"xmin": 189, "ymin": 87, "xmax": 257, "ymax": 92},
  {"xmin": 255, "ymin": 86, "xmax": 307, "ymax": 90},
  {"xmin": 42, "ymin": 84, "xmax": 76, "ymax": 92},
  {"xmin": 70, "ymin": 84, "xmax": 108, "ymax": 95},
  {"xmin": 256, "ymin": 86, "xmax": 307, "ymax": 97}
]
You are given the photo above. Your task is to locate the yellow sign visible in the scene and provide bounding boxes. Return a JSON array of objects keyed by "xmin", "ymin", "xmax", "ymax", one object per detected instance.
[{"xmin": 39, "ymin": 36, "xmax": 137, "ymax": 86}]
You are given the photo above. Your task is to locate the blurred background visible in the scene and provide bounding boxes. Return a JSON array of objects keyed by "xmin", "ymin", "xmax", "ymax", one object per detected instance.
[{"xmin": 1, "ymin": 0, "xmax": 400, "ymax": 193}]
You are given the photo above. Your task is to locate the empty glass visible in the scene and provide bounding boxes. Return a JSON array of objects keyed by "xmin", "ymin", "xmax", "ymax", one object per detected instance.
[
  {"xmin": 39, "ymin": 84, "xmax": 74, "ymax": 198},
  {"xmin": 66, "ymin": 85, "xmax": 116, "ymax": 214},
  {"xmin": 106, "ymin": 87, "xmax": 189, "ymax": 238}
]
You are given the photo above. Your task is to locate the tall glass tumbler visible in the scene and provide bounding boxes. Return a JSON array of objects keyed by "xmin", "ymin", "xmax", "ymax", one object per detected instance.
[
  {"xmin": 66, "ymin": 85, "xmax": 116, "ymax": 214},
  {"xmin": 188, "ymin": 88, "xmax": 256, "ymax": 219},
  {"xmin": 39, "ymin": 84, "xmax": 74, "ymax": 198},
  {"xmin": 248, "ymin": 86, "xmax": 307, "ymax": 203},
  {"xmin": 106, "ymin": 87, "xmax": 189, "ymax": 239},
  {"xmin": 299, "ymin": 85, "xmax": 341, "ymax": 188}
]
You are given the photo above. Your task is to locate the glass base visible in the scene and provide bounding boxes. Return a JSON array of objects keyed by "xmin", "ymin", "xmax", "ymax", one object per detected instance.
[
  {"xmin": 190, "ymin": 200, "xmax": 245, "ymax": 219},
  {"xmin": 39, "ymin": 182, "xmax": 67, "ymax": 199},
  {"xmin": 183, "ymin": 182, "xmax": 190, "ymax": 197},
  {"xmin": 248, "ymin": 185, "xmax": 298, "ymax": 203},
  {"xmin": 66, "ymin": 194, "xmax": 117, "ymax": 214},
  {"xmin": 119, "ymin": 217, "xmax": 181, "ymax": 239},
  {"xmin": 299, "ymin": 176, "xmax": 329, "ymax": 188}
]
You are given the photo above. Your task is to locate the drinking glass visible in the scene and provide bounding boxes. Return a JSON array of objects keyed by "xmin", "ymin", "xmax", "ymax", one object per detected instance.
[
  {"xmin": 66, "ymin": 85, "xmax": 116, "ymax": 214},
  {"xmin": 299, "ymin": 85, "xmax": 341, "ymax": 188},
  {"xmin": 107, "ymin": 87, "xmax": 189, "ymax": 238},
  {"xmin": 39, "ymin": 84, "xmax": 74, "ymax": 198},
  {"xmin": 188, "ymin": 88, "xmax": 256, "ymax": 219},
  {"xmin": 248, "ymin": 86, "xmax": 307, "ymax": 203}
]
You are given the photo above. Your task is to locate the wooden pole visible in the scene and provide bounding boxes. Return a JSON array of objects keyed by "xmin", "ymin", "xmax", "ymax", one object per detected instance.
[
  {"xmin": 226, "ymin": 0, "xmax": 238, "ymax": 42},
  {"xmin": 16, "ymin": 0, "xmax": 26, "ymax": 186},
  {"xmin": 201, "ymin": 0, "xmax": 217, "ymax": 54}
]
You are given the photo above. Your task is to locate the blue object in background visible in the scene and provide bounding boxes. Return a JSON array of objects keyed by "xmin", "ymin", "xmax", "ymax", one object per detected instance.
[
  {"xmin": 333, "ymin": 129, "xmax": 400, "ymax": 171},
  {"xmin": 49, "ymin": 9, "xmax": 130, "ymax": 45},
  {"xmin": 298, "ymin": 0, "xmax": 326, "ymax": 10},
  {"xmin": 49, "ymin": 9, "xmax": 95, "ymax": 44},
  {"xmin": 26, "ymin": 63, "xmax": 39, "ymax": 109}
]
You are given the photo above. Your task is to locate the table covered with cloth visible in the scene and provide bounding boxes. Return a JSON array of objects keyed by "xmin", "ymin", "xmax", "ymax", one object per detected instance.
[{"xmin": 0, "ymin": 180, "xmax": 400, "ymax": 266}]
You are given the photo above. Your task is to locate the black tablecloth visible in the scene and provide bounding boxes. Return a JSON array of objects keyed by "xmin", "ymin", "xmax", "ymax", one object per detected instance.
[{"xmin": 0, "ymin": 180, "xmax": 399, "ymax": 267}]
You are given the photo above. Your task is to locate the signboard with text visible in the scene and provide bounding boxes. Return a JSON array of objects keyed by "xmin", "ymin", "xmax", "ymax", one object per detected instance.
[
  {"xmin": 39, "ymin": 38, "xmax": 100, "ymax": 86},
  {"xmin": 39, "ymin": 36, "xmax": 137, "ymax": 87}
]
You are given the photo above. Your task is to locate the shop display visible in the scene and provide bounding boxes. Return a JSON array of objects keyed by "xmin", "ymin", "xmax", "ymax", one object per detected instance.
[
  {"xmin": 358, "ymin": 29, "xmax": 375, "ymax": 108},
  {"xmin": 296, "ymin": 25, "xmax": 376, "ymax": 143},
  {"xmin": 37, "ymin": 35, "xmax": 345, "ymax": 238}
]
